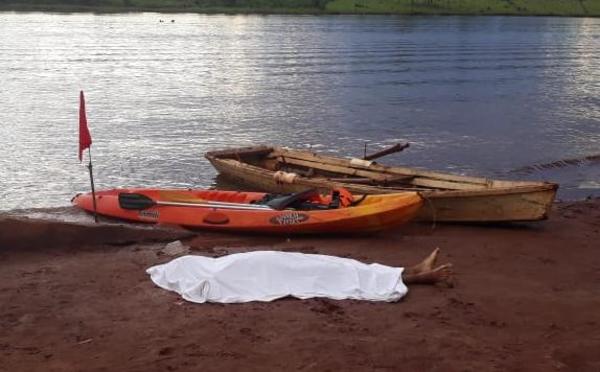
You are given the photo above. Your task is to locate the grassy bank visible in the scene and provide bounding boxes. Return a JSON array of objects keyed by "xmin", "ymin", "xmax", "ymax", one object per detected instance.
[
  {"xmin": 0, "ymin": 0, "xmax": 598, "ymax": 16},
  {"xmin": 328, "ymin": 0, "xmax": 600, "ymax": 16}
]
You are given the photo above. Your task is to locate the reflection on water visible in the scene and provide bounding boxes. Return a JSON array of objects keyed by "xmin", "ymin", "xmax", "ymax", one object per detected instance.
[{"xmin": 0, "ymin": 13, "xmax": 599, "ymax": 210}]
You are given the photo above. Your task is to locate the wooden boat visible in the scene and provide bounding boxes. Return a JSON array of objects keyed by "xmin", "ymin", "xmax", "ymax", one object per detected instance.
[
  {"xmin": 72, "ymin": 188, "xmax": 423, "ymax": 234},
  {"xmin": 205, "ymin": 146, "xmax": 559, "ymax": 223}
]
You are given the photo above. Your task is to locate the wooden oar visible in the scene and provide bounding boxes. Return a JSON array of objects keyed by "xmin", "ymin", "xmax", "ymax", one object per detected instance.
[
  {"xmin": 118, "ymin": 193, "xmax": 272, "ymax": 211},
  {"xmin": 364, "ymin": 142, "xmax": 410, "ymax": 161}
]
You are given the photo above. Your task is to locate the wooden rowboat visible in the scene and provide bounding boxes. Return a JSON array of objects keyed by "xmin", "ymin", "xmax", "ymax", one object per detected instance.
[
  {"xmin": 205, "ymin": 146, "xmax": 558, "ymax": 223},
  {"xmin": 72, "ymin": 188, "xmax": 423, "ymax": 234}
]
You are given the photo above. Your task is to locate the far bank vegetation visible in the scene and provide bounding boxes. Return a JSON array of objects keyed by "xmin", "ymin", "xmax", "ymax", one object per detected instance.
[{"xmin": 1, "ymin": 0, "xmax": 598, "ymax": 16}]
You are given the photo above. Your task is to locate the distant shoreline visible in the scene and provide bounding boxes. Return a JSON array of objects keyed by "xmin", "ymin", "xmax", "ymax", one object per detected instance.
[
  {"xmin": 0, "ymin": 4, "xmax": 326, "ymax": 15},
  {"xmin": 1, "ymin": 1, "xmax": 598, "ymax": 18}
]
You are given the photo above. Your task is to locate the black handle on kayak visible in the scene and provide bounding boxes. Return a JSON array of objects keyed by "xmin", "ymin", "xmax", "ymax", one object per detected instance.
[{"xmin": 119, "ymin": 193, "xmax": 157, "ymax": 210}]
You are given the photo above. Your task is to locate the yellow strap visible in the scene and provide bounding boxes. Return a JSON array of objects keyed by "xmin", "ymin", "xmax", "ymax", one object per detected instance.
[{"xmin": 158, "ymin": 191, "xmax": 207, "ymax": 204}]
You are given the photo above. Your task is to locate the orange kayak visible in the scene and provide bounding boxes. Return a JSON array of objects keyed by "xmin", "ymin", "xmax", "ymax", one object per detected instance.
[{"xmin": 72, "ymin": 188, "xmax": 423, "ymax": 234}]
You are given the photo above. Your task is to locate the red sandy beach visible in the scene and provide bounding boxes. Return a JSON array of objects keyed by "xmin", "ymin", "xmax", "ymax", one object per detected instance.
[{"xmin": 1, "ymin": 199, "xmax": 599, "ymax": 371}]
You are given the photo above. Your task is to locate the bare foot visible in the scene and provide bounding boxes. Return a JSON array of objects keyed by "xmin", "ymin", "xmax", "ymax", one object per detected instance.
[
  {"xmin": 406, "ymin": 247, "xmax": 440, "ymax": 275},
  {"xmin": 403, "ymin": 263, "xmax": 454, "ymax": 287},
  {"xmin": 430, "ymin": 263, "xmax": 454, "ymax": 287}
]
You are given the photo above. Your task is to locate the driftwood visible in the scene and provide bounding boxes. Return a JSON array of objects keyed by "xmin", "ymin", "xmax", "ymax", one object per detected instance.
[{"xmin": 364, "ymin": 143, "xmax": 410, "ymax": 161}]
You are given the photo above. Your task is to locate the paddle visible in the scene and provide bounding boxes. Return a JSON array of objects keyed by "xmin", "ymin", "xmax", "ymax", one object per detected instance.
[{"xmin": 118, "ymin": 193, "xmax": 272, "ymax": 211}]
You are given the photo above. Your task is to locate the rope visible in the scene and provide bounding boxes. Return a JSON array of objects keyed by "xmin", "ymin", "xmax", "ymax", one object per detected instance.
[
  {"xmin": 350, "ymin": 194, "xmax": 368, "ymax": 207},
  {"xmin": 418, "ymin": 192, "xmax": 437, "ymax": 230}
]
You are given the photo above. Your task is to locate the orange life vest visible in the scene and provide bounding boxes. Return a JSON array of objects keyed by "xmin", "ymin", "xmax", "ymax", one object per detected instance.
[{"xmin": 308, "ymin": 188, "xmax": 354, "ymax": 208}]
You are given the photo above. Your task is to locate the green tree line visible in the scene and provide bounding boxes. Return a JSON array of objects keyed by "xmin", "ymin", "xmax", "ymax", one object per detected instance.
[{"xmin": 0, "ymin": 0, "xmax": 598, "ymax": 16}]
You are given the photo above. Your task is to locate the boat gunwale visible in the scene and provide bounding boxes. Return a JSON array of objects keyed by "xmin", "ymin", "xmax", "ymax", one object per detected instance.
[{"xmin": 206, "ymin": 148, "xmax": 558, "ymax": 197}]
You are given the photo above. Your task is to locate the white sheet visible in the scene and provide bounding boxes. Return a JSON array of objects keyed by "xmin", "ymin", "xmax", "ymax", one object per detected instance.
[{"xmin": 146, "ymin": 251, "xmax": 407, "ymax": 303}]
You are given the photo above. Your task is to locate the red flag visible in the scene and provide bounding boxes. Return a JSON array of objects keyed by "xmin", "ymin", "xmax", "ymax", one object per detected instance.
[{"xmin": 79, "ymin": 90, "xmax": 92, "ymax": 162}]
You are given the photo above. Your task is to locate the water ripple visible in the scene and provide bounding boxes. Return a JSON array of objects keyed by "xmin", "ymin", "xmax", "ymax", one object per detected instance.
[{"xmin": 1, "ymin": 13, "xmax": 599, "ymax": 210}]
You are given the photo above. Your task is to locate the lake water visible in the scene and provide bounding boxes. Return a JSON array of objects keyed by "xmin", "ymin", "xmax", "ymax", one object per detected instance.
[{"xmin": 0, "ymin": 12, "xmax": 599, "ymax": 211}]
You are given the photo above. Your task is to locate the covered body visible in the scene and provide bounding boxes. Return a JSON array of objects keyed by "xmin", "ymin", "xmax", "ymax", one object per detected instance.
[{"xmin": 146, "ymin": 251, "xmax": 407, "ymax": 303}]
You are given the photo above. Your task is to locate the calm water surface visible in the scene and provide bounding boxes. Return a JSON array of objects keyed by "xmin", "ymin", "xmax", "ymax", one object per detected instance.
[{"xmin": 0, "ymin": 13, "xmax": 599, "ymax": 211}]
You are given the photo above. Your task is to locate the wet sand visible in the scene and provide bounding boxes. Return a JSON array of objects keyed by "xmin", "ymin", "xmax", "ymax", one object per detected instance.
[{"xmin": 1, "ymin": 199, "xmax": 599, "ymax": 371}]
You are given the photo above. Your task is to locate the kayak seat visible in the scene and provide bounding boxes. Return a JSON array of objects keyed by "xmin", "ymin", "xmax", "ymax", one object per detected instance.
[{"xmin": 263, "ymin": 189, "xmax": 321, "ymax": 211}]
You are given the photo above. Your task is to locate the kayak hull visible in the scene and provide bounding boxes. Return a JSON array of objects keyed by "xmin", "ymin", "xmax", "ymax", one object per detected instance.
[{"xmin": 72, "ymin": 188, "xmax": 423, "ymax": 234}]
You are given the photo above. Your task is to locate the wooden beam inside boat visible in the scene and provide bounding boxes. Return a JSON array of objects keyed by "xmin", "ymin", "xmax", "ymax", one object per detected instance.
[
  {"xmin": 276, "ymin": 155, "xmax": 490, "ymax": 190},
  {"xmin": 409, "ymin": 178, "xmax": 487, "ymax": 190},
  {"xmin": 326, "ymin": 175, "xmax": 416, "ymax": 185},
  {"xmin": 272, "ymin": 147, "xmax": 492, "ymax": 186},
  {"xmin": 276, "ymin": 155, "xmax": 401, "ymax": 182}
]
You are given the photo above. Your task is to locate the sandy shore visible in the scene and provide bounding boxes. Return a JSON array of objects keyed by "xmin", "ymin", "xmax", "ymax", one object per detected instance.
[{"xmin": 1, "ymin": 199, "xmax": 599, "ymax": 371}]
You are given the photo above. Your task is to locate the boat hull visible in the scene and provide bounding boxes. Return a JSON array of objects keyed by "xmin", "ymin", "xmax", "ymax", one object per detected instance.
[
  {"xmin": 206, "ymin": 146, "xmax": 558, "ymax": 223},
  {"xmin": 72, "ymin": 188, "xmax": 423, "ymax": 234}
]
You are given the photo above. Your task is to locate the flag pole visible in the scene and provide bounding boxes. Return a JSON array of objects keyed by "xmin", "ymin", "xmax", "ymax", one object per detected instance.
[
  {"xmin": 87, "ymin": 147, "xmax": 99, "ymax": 223},
  {"xmin": 79, "ymin": 90, "xmax": 98, "ymax": 223}
]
